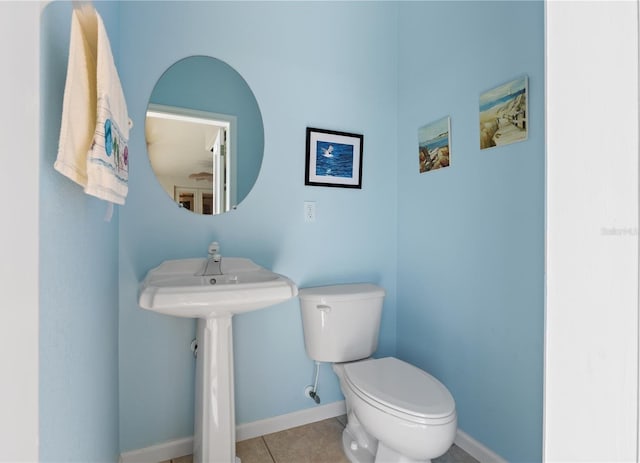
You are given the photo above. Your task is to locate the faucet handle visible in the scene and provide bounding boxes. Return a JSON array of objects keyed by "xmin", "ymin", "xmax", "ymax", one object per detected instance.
[{"xmin": 208, "ymin": 241, "xmax": 220, "ymax": 257}]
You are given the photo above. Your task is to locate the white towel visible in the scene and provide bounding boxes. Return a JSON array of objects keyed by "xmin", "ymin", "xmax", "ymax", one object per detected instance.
[{"xmin": 55, "ymin": 7, "xmax": 131, "ymax": 205}]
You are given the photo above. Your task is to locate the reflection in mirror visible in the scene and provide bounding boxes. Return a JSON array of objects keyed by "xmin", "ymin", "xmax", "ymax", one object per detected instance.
[
  {"xmin": 146, "ymin": 105, "xmax": 236, "ymax": 214},
  {"xmin": 145, "ymin": 56, "xmax": 264, "ymax": 215}
]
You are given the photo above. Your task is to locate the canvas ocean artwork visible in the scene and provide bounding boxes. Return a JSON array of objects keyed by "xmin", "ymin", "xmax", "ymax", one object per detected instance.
[
  {"xmin": 418, "ymin": 116, "xmax": 451, "ymax": 173},
  {"xmin": 479, "ymin": 76, "xmax": 528, "ymax": 150}
]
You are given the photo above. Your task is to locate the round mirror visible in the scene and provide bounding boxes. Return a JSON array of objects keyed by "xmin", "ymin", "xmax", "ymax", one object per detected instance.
[{"xmin": 145, "ymin": 56, "xmax": 264, "ymax": 215}]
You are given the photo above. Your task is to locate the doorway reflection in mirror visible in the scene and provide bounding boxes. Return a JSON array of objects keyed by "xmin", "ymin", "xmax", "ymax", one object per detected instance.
[{"xmin": 146, "ymin": 105, "xmax": 234, "ymax": 215}]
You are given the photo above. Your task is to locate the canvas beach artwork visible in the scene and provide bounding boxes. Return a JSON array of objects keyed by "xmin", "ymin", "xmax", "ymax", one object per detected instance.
[
  {"xmin": 418, "ymin": 116, "xmax": 451, "ymax": 173},
  {"xmin": 305, "ymin": 127, "xmax": 363, "ymax": 188},
  {"xmin": 479, "ymin": 75, "xmax": 528, "ymax": 150}
]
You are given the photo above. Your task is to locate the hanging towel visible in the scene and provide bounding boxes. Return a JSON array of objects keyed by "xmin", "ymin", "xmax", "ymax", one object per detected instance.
[{"xmin": 55, "ymin": 7, "xmax": 131, "ymax": 205}]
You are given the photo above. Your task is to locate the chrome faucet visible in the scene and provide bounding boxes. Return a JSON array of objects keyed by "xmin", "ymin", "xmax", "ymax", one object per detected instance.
[
  {"xmin": 201, "ymin": 241, "xmax": 222, "ymax": 275},
  {"xmin": 202, "ymin": 257, "xmax": 222, "ymax": 276}
]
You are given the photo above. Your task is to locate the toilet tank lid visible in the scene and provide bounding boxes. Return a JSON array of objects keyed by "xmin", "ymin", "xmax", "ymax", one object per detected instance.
[{"xmin": 299, "ymin": 283, "xmax": 385, "ymax": 302}]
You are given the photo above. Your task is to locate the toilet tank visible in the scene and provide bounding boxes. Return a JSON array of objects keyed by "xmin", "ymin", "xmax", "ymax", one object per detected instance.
[{"xmin": 299, "ymin": 283, "xmax": 385, "ymax": 363}]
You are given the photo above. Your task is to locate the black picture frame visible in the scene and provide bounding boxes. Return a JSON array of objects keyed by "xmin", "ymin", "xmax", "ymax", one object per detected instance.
[{"xmin": 305, "ymin": 127, "xmax": 363, "ymax": 189}]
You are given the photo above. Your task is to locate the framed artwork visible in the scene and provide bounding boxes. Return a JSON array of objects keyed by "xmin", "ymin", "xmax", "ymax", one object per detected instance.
[
  {"xmin": 305, "ymin": 127, "xmax": 363, "ymax": 188},
  {"xmin": 418, "ymin": 116, "xmax": 451, "ymax": 173},
  {"xmin": 479, "ymin": 75, "xmax": 528, "ymax": 150}
]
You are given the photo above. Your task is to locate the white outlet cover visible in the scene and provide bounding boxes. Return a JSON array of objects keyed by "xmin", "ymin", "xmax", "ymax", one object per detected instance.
[{"xmin": 304, "ymin": 201, "xmax": 316, "ymax": 222}]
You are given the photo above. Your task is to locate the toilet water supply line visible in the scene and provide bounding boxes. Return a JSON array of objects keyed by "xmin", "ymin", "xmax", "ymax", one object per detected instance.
[{"xmin": 308, "ymin": 361, "xmax": 321, "ymax": 404}]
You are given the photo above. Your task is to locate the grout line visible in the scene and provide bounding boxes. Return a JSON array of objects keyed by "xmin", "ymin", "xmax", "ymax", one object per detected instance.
[{"xmin": 261, "ymin": 436, "xmax": 277, "ymax": 463}]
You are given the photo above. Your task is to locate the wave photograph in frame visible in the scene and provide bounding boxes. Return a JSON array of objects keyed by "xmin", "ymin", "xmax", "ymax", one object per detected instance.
[
  {"xmin": 305, "ymin": 127, "xmax": 363, "ymax": 188},
  {"xmin": 479, "ymin": 75, "xmax": 528, "ymax": 150}
]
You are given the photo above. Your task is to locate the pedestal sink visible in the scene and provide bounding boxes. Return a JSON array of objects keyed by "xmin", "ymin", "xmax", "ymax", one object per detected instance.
[{"xmin": 139, "ymin": 257, "xmax": 298, "ymax": 463}]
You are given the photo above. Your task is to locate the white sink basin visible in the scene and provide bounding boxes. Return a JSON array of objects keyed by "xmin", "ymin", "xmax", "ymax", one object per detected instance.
[{"xmin": 138, "ymin": 257, "xmax": 298, "ymax": 318}]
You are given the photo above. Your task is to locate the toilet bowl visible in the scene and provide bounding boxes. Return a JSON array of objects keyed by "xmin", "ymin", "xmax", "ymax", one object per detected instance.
[
  {"xmin": 299, "ymin": 284, "xmax": 457, "ymax": 463},
  {"xmin": 335, "ymin": 357, "xmax": 456, "ymax": 463}
]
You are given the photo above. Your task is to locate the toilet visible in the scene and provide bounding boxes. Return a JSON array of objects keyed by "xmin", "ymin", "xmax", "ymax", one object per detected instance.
[{"xmin": 299, "ymin": 283, "xmax": 457, "ymax": 463}]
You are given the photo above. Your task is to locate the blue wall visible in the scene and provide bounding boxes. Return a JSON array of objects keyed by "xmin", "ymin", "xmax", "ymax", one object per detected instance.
[
  {"xmin": 396, "ymin": 2, "xmax": 544, "ymax": 461},
  {"xmin": 39, "ymin": 2, "xmax": 121, "ymax": 461},
  {"xmin": 117, "ymin": 1, "xmax": 398, "ymax": 452}
]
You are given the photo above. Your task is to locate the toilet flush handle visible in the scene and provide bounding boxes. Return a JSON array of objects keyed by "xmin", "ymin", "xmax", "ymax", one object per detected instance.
[{"xmin": 316, "ymin": 304, "xmax": 331, "ymax": 312}]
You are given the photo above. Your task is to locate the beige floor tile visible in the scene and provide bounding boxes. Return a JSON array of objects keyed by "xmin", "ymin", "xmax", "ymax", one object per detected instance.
[
  {"xmin": 162, "ymin": 418, "xmax": 479, "ymax": 463},
  {"xmin": 171, "ymin": 456, "xmax": 193, "ymax": 463},
  {"xmin": 433, "ymin": 444, "xmax": 480, "ymax": 463},
  {"xmin": 263, "ymin": 418, "xmax": 349, "ymax": 463},
  {"xmin": 236, "ymin": 437, "xmax": 275, "ymax": 463}
]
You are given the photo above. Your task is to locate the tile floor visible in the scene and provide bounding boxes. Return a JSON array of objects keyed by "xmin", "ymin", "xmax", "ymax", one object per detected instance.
[{"xmin": 162, "ymin": 417, "xmax": 479, "ymax": 463}]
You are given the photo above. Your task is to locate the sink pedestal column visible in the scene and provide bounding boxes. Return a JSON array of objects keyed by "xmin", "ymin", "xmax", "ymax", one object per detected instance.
[{"xmin": 194, "ymin": 315, "xmax": 239, "ymax": 463}]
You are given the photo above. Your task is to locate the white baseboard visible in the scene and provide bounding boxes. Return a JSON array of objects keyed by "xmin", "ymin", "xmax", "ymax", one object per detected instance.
[
  {"xmin": 119, "ymin": 401, "xmax": 346, "ymax": 463},
  {"xmin": 236, "ymin": 400, "xmax": 346, "ymax": 441},
  {"xmin": 454, "ymin": 428, "xmax": 508, "ymax": 463},
  {"xmin": 119, "ymin": 436, "xmax": 194, "ymax": 463},
  {"xmin": 119, "ymin": 402, "xmax": 506, "ymax": 463}
]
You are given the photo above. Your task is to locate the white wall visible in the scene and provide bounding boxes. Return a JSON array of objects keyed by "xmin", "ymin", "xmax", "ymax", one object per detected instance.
[
  {"xmin": 545, "ymin": 1, "xmax": 639, "ymax": 461},
  {"xmin": 0, "ymin": 1, "xmax": 40, "ymax": 460}
]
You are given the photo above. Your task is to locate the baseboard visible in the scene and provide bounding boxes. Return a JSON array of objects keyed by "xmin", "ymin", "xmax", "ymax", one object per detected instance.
[
  {"xmin": 119, "ymin": 401, "xmax": 346, "ymax": 463},
  {"xmin": 454, "ymin": 428, "xmax": 508, "ymax": 463},
  {"xmin": 119, "ymin": 403, "xmax": 507, "ymax": 463},
  {"xmin": 119, "ymin": 436, "xmax": 194, "ymax": 463},
  {"xmin": 236, "ymin": 400, "xmax": 346, "ymax": 441}
]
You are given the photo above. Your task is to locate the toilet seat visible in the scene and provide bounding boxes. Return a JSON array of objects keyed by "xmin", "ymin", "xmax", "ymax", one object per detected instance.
[{"xmin": 344, "ymin": 357, "xmax": 456, "ymax": 425}]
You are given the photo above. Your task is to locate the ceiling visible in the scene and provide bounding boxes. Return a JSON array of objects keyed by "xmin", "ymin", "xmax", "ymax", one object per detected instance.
[{"xmin": 145, "ymin": 115, "xmax": 221, "ymax": 181}]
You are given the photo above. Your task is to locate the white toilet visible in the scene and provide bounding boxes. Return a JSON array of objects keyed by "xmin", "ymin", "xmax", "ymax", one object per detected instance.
[{"xmin": 299, "ymin": 283, "xmax": 457, "ymax": 463}]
